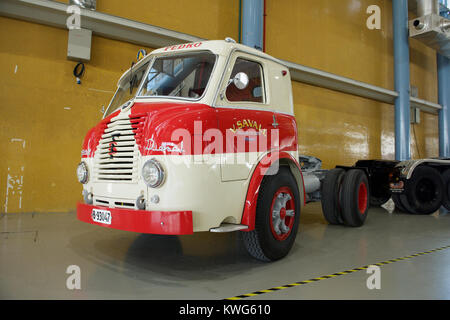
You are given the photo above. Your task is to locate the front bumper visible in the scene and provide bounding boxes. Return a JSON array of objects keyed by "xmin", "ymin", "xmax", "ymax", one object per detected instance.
[{"xmin": 77, "ymin": 202, "xmax": 193, "ymax": 235}]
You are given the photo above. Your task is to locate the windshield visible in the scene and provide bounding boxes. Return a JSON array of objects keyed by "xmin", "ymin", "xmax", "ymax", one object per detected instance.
[
  {"xmin": 138, "ymin": 51, "xmax": 216, "ymax": 99},
  {"xmin": 103, "ymin": 61, "xmax": 149, "ymax": 118}
]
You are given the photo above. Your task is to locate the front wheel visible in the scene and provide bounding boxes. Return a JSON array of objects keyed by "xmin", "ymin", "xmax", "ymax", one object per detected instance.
[{"xmin": 242, "ymin": 167, "xmax": 301, "ymax": 262}]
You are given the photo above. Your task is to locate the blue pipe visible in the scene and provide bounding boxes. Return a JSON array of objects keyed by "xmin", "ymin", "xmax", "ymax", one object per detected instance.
[
  {"xmin": 393, "ymin": 0, "xmax": 411, "ymax": 161},
  {"xmin": 145, "ymin": 58, "xmax": 198, "ymax": 95},
  {"xmin": 438, "ymin": 54, "xmax": 450, "ymax": 158},
  {"xmin": 440, "ymin": 0, "xmax": 449, "ymax": 18},
  {"xmin": 241, "ymin": 0, "xmax": 264, "ymax": 51}
]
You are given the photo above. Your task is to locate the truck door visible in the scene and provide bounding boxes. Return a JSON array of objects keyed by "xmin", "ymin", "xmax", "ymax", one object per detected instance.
[{"xmin": 215, "ymin": 54, "xmax": 276, "ymax": 182}]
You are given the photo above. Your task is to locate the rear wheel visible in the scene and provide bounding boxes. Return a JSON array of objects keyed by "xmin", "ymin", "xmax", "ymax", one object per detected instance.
[
  {"xmin": 392, "ymin": 193, "xmax": 408, "ymax": 213},
  {"xmin": 442, "ymin": 169, "xmax": 450, "ymax": 211},
  {"xmin": 242, "ymin": 167, "xmax": 301, "ymax": 262},
  {"xmin": 321, "ymin": 168, "xmax": 345, "ymax": 225},
  {"xmin": 400, "ymin": 194, "xmax": 419, "ymax": 214},
  {"xmin": 339, "ymin": 170, "xmax": 370, "ymax": 227},
  {"xmin": 405, "ymin": 166, "xmax": 444, "ymax": 215}
]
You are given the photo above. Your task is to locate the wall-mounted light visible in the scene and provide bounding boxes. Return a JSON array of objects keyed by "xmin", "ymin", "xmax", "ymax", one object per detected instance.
[{"xmin": 69, "ymin": 0, "xmax": 96, "ymax": 10}]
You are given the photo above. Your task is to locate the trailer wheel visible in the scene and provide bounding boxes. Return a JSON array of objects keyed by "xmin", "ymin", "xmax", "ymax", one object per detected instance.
[
  {"xmin": 242, "ymin": 167, "xmax": 300, "ymax": 262},
  {"xmin": 392, "ymin": 194, "xmax": 408, "ymax": 213},
  {"xmin": 442, "ymin": 169, "xmax": 450, "ymax": 211},
  {"xmin": 399, "ymin": 194, "xmax": 420, "ymax": 214},
  {"xmin": 339, "ymin": 170, "xmax": 370, "ymax": 227},
  {"xmin": 405, "ymin": 166, "xmax": 444, "ymax": 215},
  {"xmin": 321, "ymin": 168, "xmax": 345, "ymax": 225}
]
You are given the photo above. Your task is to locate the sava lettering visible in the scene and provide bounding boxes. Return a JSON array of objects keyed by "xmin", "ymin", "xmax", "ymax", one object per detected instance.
[{"xmin": 229, "ymin": 119, "xmax": 267, "ymax": 136}]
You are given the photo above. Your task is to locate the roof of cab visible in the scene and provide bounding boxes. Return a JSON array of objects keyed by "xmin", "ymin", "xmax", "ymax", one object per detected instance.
[
  {"xmin": 152, "ymin": 39, "xmax": 287, "ymax": 67},
  {"xmin": 118, "ymin": 39, "xmax": 287, "ymax": 85}
]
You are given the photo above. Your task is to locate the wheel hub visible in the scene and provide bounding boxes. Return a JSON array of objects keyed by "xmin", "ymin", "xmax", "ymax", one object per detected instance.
[
  {"xmin": 416, "ymin": 178, "xmax": 436, "ymax": 202},
  {"xmin": 358, "ymin": 182, "xmax": 368, "ymax": 214},
  {"xmin": 271, "ymin": 189, "xmax": 295, "ymax": 241},
  {"xmin": 280, "ymin": 207, "xmax": 287, "ymax": 220}
]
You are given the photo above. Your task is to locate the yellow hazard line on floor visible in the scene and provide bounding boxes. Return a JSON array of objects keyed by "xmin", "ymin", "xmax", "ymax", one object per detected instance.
[{"xmin": 225, "ymin": 244, "xmax": 450, "ymax": 300}]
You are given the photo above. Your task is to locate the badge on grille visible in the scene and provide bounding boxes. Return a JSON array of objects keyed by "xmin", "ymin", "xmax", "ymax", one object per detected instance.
[{"xmin": 108, "ymin": 134, "xmax": 119, "ymax": 159}]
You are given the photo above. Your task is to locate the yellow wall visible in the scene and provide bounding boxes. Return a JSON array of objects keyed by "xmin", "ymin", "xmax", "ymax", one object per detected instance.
[
  {"xmin": 0, "ymin": 0, "xmax": 440, "ymax": 213},
  {"xmin": 0, "ymin": 17, "xmax": 153, "ymax": 213},
  {"xmin": 56, "ymin": 0, "xmax": 240, "ymax": 41},
  {"xmin": 0, "ymin": 0, "xmax": 239, "ymax": 213},
  {"xmin": 266, "ymin": 0, "xmax": 439, "ymax": 169}
]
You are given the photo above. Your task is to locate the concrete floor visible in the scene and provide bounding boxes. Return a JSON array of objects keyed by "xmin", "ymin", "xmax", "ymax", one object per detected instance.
[{"xmin": 1, "ymin": 203, "xmax": 450, "ymax": 300}]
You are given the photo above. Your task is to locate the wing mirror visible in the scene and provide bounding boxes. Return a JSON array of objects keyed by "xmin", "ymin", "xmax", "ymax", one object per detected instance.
[{"xmin": 228, "ymin": 72, "xmax": 249, "ymax": 90}]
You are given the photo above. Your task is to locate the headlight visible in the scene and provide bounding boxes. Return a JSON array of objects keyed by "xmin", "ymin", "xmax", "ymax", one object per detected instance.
[
  {"xmin": 77, "ymin": 162, "xmax": 89, "ymax": 184},
  {"xmin": 142, "ymin": 159, "xmax": 165, "ymax": 188}
]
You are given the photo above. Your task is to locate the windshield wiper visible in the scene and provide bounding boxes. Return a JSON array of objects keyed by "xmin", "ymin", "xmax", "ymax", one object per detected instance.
[{"xmin": 129, "ymin": 62, "xmax": 136, "ymax": 94}]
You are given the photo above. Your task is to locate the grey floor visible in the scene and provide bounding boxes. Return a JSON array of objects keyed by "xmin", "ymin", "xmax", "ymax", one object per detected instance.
[{"xmin": 1, "ymin": 202, "xmax": 450, "ymax": 300}]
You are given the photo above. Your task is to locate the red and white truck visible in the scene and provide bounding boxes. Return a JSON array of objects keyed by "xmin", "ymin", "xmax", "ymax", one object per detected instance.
[{"xmin": 76, "ymin": 39, "xmax": 450, "ymax": 261}]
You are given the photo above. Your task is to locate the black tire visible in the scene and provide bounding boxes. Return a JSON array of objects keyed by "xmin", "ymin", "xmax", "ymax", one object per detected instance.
[
  {"xmin": 321, "ymin": 168, "xmax": 345, "ymax": 225},
  {"xmin": 404, "ymin": 166, "xmax": 444, "ymax": 215},
  {"xmin": 339, "ymin": 170, "xmax": 370, "ymax": 227},
  {"xmin": 399, "ymin": 194, "xmax": 419, "ymax": 214},
  {"xmin": 242, "ymin": 167, "xmax": 301, "ymax": 262},
  {"xmin": 443, "ymin": 169, "xmax": 450, "ymax": 211},
  {"xmin": 370, "ymin": 195, "xmax": 391, "ymax": 207},
  {"xmin": 392, "ymin": 193, "xmax": 408, "ymax": 213}
]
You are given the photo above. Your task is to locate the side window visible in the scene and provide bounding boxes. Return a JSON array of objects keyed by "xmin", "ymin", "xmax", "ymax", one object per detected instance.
[{"xmin": 226, "ymin": 58, "xmax": 265, "ymax": 103}]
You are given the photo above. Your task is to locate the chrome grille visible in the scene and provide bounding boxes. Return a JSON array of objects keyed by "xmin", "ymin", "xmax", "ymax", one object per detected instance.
[
  {"xmin": 94, "ymin": 113, "xmax": 139, "ymax": 182},
  {"xmin": 93, "ymin": 196, "xmax": 136, "ymax": 209}
]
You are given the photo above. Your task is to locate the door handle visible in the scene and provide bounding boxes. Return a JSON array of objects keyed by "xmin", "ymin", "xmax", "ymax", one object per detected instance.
[{"xmin": 272, "ymin": 115, "xmax": 279, "ymax": 128}]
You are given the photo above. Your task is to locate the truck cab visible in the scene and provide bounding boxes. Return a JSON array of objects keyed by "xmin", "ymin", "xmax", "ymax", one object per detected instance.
[{"xmin": 76, "ymin": 39, "xmax": 306, "ymax": 261}]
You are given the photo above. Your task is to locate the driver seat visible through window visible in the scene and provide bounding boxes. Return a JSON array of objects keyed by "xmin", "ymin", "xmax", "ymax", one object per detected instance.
[
  {"xmin": 188, "ymin": 61, "xmax": 213, "ymax": 98},
  {"xmin": 226, "ymin": 58, "xmax": 264, "ymax": 103}
]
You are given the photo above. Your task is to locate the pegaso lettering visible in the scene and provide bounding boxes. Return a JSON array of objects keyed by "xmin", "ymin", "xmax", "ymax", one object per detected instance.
[{"xmin": 144, "ymin": 137, "xmax": 185, "ymax": 154}]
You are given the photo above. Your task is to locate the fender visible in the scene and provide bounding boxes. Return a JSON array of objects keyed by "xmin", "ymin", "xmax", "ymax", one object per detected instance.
[
  {"xmin": 395, "ymin": 159, "xmax": 450, "ymax": 179},
  {"xmin": 240, "ymin": 151, "xmax": 306, "ymax": 232}
]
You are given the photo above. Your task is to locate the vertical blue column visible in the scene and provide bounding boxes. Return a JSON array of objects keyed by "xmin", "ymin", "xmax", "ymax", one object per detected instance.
[
  {"xmin": 242, "ymin": 0, "xmax": 264, "ymax": 50},
  {"xmin": 440, "ymin": 0, "xmax": 449, "ymax": 18},
  {"xmin": 438, "ymin": 54, "xmax": 450, "ymax": 214},
  {"xmin": 438, "ymin": 54, "xmax": 450, "ymax": 158},
  {"xmin": 393, "ymin": 0, "xmax": 411, "ymax": 161}
]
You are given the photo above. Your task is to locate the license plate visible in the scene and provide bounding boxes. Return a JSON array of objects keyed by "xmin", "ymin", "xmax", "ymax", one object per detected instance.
[{"xmin": 91, "ymin": 209, "xmax": 111, "ymax": 225}]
